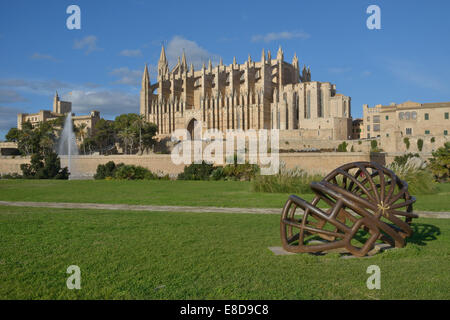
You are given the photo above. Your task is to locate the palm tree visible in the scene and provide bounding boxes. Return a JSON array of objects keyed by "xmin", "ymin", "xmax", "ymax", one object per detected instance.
[
  {"xmin": 118, "ymin": 128, "xmax": 135, "ymax": 154},
  {"xmin": 133, "ymin": 115, "xmax": 146, "ymax": 155},
  {"xmin": 75, "ymin": 123, "xmax": 88, "ymax": 154}
]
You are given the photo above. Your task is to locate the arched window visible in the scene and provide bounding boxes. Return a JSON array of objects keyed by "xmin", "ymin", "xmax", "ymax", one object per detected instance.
[
  {"xmin": 405, "ymin": 112, "xmax": 410, "ymax": 120},
  {"xmin": 399, "ymin": 112, "xmax": 404, "ymax": 120}
]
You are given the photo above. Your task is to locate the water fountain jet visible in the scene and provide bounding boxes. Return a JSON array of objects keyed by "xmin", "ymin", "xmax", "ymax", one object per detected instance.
[{"xmin": 58, "ymin": 113, "xmax": 79, "ymax": 179}]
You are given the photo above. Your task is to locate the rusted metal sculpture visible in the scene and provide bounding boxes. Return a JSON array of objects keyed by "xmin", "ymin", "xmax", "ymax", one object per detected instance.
[{"xmin": 280, "ymin": 162, "xmax": 417, "ymax": 257}]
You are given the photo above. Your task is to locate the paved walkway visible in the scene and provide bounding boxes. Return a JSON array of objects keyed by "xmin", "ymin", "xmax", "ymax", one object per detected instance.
[{"xmin": 0, "ymin": 200, "xmax": 449, "ymax": 218}]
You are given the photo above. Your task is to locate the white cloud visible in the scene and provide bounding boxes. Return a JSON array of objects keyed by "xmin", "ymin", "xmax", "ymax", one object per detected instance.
[
  {"xmin": 166, "ymin": 36, "xmax": 220, "ymax": 69},
  {"xmin": 0, "ymin": 106, "xmax": 23, "ymax": 137},
  {"xmin": 387, "ymin": 59, "xmax": 450, "ymax": 94},
  {"xmin": 0, "ymin": 89, "xmax": 27, "ymax": 103},
  {"xmin": 30, "ymin": 53, "xmax": 58, "ymax": 62},
  {"xmin": 62, "ymin": 90, "xmax": 139, "ymax": 118},
  {"xmin": 0, "ymin": 78, "xmax": 71, "ymax": 95},
  {"xmin": 73, "ymin": 35, "xmax": 101, "ymax": 55},
  {"xmin": 251, "ymin": 31, "xmax": 310, "ymax": 43},
  {"xmin": 361, "ymin": 70, "xmax": 372, "ymax": 77},
  {"xmin": 109, "ymin": 67, "xmax": 142, "ymax": 86},
  {"xmin": 119, "ymin": 49, "xmax": 142, "ymax": 57}
]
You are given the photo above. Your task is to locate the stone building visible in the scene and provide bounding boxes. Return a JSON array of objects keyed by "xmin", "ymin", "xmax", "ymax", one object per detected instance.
[
  {"xmin": 352, "ymin": 118, "xmax": 363, "ymax": 139},
  {"xmin": 17, "ymin": 92, "xmax": 101, "ymax": 139},
  {"xmin": 363, "ymin": 101, "xmax": 450, "ymax": 152},
  {"xmin": 140, "ymin": 46, "xmax": 352, "ymax": 140}
]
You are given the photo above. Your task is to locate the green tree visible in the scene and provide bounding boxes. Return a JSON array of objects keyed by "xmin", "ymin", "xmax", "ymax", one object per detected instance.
[
  {"xmin": 132, "ymin": 115, "xmax": 146, "ymax": 155},
  {"xmin": 141, "ymin": 122, "xmax": 158, "ymax": 154},
  {"xmin": 118, "ymin": 128, "xmax": 135, "ymax": 154},
  {"xmin": 428, "ymin": 142, "xmax": 450, "ymax": 182},
  {"xmin": 5, "ymin": 128, "xmax": 20, "ymax": 142},
  {"xmin": 93, "ymin": 119, "xmax": 115, "ymax": 154}
]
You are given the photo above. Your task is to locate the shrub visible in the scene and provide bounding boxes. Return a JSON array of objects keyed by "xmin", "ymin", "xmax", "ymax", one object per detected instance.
[
  {"xmin": 20, "ymin": 151, "xmax": 69, "ymax": 179},
  {"xmin": 114, "ymin": 164, "xmax": 155, "ymax": 180},
  {"xmin": 94, "ymin": 161, "xmax": 161, "ymax": 180},
  {"xmin": 358, "ymin": 140, "xmax": 362, "ymax": 145},
  {"xmin": 337, "ymin": 141, "xmax": 348, "ymax": 152},
  {"xmin": 388, "ymin": 157, "xmax": 438, "ymax": 194},
  {"xmin": 350, "ymin": 145, "xmax": 354, "ymax": 152},
  {"xmin": 177, "ymin": 161, "xmax": 215, "ymax": 180},
  {"xmin": 211, "ymin": 167, "xmax": 225, "ymax": 181},
  {"xmin": 393, "ymin": 153, "xmax": 420, "ymax": 167},
  {"xmin": 417, "ymin": 138, "xmax": 424, "ymax": 152},
  {"xmin": 428, "ymin": 142, "xmax": 450, "ymax": 182},
  {"xmin": 94, "ymin": 161, "xmax": 119, "ymax": 180},
  {"xmin": 252, "ymin": 163, "xmax": 323, "ymax": 194},
  {"xmin": 404, "ymin": 137, "xmax": 410, "ymax": 150},
  {"xmin": 370, "ymin": 140, "xmax": 378, "ymax": 152},
  {"xmin": 222, "ymin": 162, "xmax": 260, "ymax": 181}
]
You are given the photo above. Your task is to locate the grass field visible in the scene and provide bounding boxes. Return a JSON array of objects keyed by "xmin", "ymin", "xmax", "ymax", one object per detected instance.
[
  {"xmin": 0, "ymin": 179, "xmax": 449, "ymax": 211},
  {"xmin": 0, "ymin": 205, "xmax": 448, "ymax": 299}
]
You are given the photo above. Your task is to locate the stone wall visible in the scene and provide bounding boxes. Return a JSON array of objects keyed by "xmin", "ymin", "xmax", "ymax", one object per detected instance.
[{"xmin": 0, "ymin": 152, "xmax": 390, "ymax": 178}]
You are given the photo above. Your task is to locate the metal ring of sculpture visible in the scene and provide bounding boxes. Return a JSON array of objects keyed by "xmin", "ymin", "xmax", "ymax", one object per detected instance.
[{"xmin": 280, "ymin": 161, "xmax": 418, "ymax": 257}]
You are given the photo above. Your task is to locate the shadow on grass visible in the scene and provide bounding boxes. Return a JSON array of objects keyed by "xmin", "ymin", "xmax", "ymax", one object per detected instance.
[{"xmin": 407, "ymin": 223, "xmax": 441, "ymax": 246}]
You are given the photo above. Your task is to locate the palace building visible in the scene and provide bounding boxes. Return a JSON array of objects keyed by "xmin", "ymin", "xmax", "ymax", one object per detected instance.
[
  {"xmin": 140, "ymin": 46, "xmax": 352, "ymax": 140},
  {"xmin": 17, "ymin": 92, "xmax": 100, "ymax": 140}
]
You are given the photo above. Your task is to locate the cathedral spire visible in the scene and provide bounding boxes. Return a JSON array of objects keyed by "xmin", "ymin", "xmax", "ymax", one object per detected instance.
[
  {"xmin": 158, "ymin": 45, "xmax": 168, "ymax": 76},
  {"xmin": 142, "ymin": 64, "xmax": 150, "ymax": 89},
  {"xmin": 208, "ymin": 58, "xmax": 212, "ymax": 72},
  {"xmin": 292, "ymin": 52, "xmax": 299, "ymax": 69},
  {"xmin": 261, "ymin": 48, "xmax": 266, "ymax": 63},
  {"xmin": 159, "ymin": 44, "xmax": 167, "ymax": 62},
  {"xmin": 181, "ymin": 50, "xmax": 187, "ymax": 69},
  {"xmin": 267, "ymin": 50, "xmax": 271, "ymax": 63},
  {"xmin": 277, "ymin": 45, "xmax": 284, "ymax": 61}
]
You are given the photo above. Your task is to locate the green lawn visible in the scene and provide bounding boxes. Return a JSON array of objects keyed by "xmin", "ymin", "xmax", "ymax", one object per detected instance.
[
  {"xmin": 0, "ymin": 179, "xmax": 449, "ymax": 211},
  {"xmin": 0, "ymin": 205, "xmax": 448, "ymax": 299}
]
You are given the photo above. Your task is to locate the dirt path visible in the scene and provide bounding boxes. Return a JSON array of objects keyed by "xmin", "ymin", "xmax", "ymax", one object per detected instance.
[{"xmin": 0, "ymin": 200, "xmax": 448, "ymax": 218}]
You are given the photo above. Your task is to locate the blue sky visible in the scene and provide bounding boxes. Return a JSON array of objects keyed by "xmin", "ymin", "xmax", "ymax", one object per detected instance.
[{"xmin": 1, "ymin": 0, "xmax": 450, "ymax": 139}]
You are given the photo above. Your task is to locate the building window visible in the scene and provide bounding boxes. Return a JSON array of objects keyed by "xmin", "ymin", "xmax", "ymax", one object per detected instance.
[
  {"xmin": 406, "ymin": 128, "xmax": 412, "ymax": 135},
  {"xmin": 367, "ymin": 125, "xmax": 370, "ymax": 132},
  {"xmin": 399, "ymin": 112, "xmax": 404, "ymax": 120},
  {"xmin": 445, "ymin": 112, "xmax": 449, "ymax": 119},
  {"xmin": 367, "ymin": 116, "xmax": 370, "ymax": 121},
  {"xmin": 373, "ymin": 124, "xmax": 380, "ymax": 132},
  {"xmin": 373, "ymin": 115, "xmax": 380, "ymax": 123},
  {"xmin": 425, "ymin": 130, "xmax": 430, "ymax": 135},
  {"xmin": 385, "ymin": 115, "xmax": 389, "ymax": 120},
  {"xmin": 445, "ymin": 130, "xmax": 448, "ymax": 136},
  {"xmin": 411, "ymin": 111, "xmax": 417, "ymax": 120},
  {"xmin": 405, "ymin": 112, "xmax": 410, "ymax": 120},
  {"xmin": 386, "ymin": 133, "xmax": 389, "ymax": 137},
  {"xmin": 425, "ymin": 113, "xmax": 429, "ymax": 120}
]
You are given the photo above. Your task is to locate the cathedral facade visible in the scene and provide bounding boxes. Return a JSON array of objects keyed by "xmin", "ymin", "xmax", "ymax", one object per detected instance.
[{"xmin": 140, "ymin": 46, "xmax": 352, "ymax": 140}]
